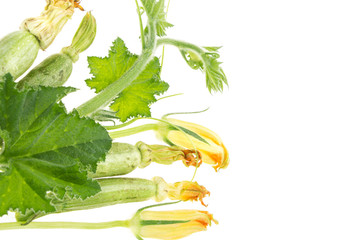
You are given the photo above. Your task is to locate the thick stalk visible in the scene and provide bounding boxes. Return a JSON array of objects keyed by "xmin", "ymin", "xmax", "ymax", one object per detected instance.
[
  {"xmin": 76, "ymin": 21, "xmax": 157, "ymax": 117},
  {"xmin": 0, "ymin": 220, "xmax": 129, "ymax": 230}
]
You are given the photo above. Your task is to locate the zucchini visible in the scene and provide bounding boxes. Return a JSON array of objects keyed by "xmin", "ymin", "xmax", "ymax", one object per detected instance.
[
  {"xmin": 0, "ymin": 0, "xmax": 81, "ymax": 80},
  {"xmin": 16, "ymin": 53, "xmax": 73, "ymax": 89},
  {"xmin": 16, "ymin": 177, "xmax": 167, "ymax": 223},
  {"xmin": 16, "ymin": 176, "xmax": 209, "ymax": 224},
  {"xmin": 17, "ymin": 12, "xmax": 97, "ymax": 88},
  {"xmin": 89, "ymin": 143, "xmax": 142, "ymax": 178},
  {"xmin": 89, "ymin": 141, "xmax": 197, "ymax": 178},
  {"xmin": 0, "ymin": 31, "xmax": 39, "ymax": 79}
]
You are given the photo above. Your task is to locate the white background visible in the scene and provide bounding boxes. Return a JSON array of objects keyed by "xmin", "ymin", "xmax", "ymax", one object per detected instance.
[{"xmin": 1, "ymin": 0, "xmax": 360, "ymax": 239}]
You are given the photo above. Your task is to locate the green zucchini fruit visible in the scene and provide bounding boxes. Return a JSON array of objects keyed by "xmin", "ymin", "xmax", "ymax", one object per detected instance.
[
  {"xmin": 16, "ymin": 12, "xmax": 97, "ymax": 89},
  {"xmin": 0, "ymin": 0, "xmax": 80, "ymax": 80},
  {"xmin": 89, "ymin": 143, "xmax": 142, "ymax": 178},
  {"xmin": 0, "ymin": 31, "xmax": 39, "ymax": 79},
  {"xmin": 89, "ymin": 141, "xmax": 199, "ymax": 178},
  {"xmin": 16, "ymin": 53, "xmax": 73, "ymax": 89},
  {"xmin": 16, "ymin": 176, "xmax": 168, "ymax": 224}
]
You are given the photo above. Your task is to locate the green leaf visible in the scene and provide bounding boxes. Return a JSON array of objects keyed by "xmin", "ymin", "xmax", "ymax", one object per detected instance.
[
  {"xmin": 141, "ymin": 0, "xmax": 173, "ymax": 37},
  {"xmin": 0, "ymin": 74, "xmax": 112, "ymax": 216},
  {"xmin": 86, "ymin": 38, "xmax": 169, "ymax": 122},
  {"xmin": 180, "ymin": 46, "xmax": 228, "ymax": 93}
]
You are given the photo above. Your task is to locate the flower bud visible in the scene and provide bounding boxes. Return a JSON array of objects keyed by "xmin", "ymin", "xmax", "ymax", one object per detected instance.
[
  {"xmin": 136, "ymin": 141, "xmax": 202, "ymax": 168},
  {"xmin": 61, "ymin": 12, "xmax": 97, "ymax": 62}
]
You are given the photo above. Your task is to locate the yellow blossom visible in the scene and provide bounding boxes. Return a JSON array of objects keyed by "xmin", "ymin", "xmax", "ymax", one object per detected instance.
[
  {"xmin": 158, "ymin": 118, "xmax": 229, "ymax": 171},
  {"xmin": 167, "ymin": 181, "xmax": 210, "ymax": 206},
  {"xmin": 131, "ymin": 210, "xmax": 218, "ymax": 240}
]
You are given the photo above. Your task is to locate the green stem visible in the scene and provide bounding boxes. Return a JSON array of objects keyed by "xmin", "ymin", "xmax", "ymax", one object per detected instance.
[
  {"xmin": 157, "ymin": 38, "xmax": 205, "ymax": 55},
  {"xmin": 160, "ymin": 44, "xmax": 166, "ymax": 73},
  {"xmin": 156, "ymin": 93, "xmax": 184, "ymax": 102},
  {"xmin": 0, "ymin": 220, "xmax": 130, "ymax": 231},
  {"xmin": 135, "ymin": 0, "xmax": 146, "ymax": 50},
  {"xmin": 109, "ymin": 123, "xmax": 158, "ymax": 139},
  {"xmin": 76, "ymin": 21, "xmax": 157, "ymax": 117},
  {"xmin": 160, "ymin": 0, "xmax": 171, "ymax": 73},
  {"xmin": 105, "ymin": 117, "xmax": 142, "ymax": 131}
]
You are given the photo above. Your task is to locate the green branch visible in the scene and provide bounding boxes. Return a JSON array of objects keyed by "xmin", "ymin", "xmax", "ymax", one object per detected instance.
[
  {"xmin": 135, "ymin": 0, "xmax": 146, "ymax": 50},
  {"xmin": 157, "ymin": 38, "xmax": 205, "ymax": 55},
  {"xmin": 109, "ymin": 123, "xmax": 158, "ymax": 139},
  {"xmin": 0, "ymin": 220, "xmax": 129, "ymax": 230}
]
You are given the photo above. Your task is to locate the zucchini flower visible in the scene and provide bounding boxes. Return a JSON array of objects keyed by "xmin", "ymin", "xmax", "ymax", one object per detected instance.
[
  {"xmin": 136, "ymin": 142, "xmax": 202, "ymax": 168},
  {"xmin": 21, "ymin": 0, "xmax": 84, "ymax": 50},
  {"xmin": 167, "ymin": 181, "xmax": 210, "ymax": 206},
  {"xmin": 131, "ymin": 209, "xmax": 218, "ymax": 240},
  {"xmin": 157, "ymin": 118, "xmax": 229, "ymax": 171}
]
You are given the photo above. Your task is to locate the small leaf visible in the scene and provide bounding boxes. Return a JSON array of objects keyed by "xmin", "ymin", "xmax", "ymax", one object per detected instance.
[
  {"xmin": 180, "ymin": 47, "xmax": 227, "ymax": 93},
  {"xmin": 141, "ymin": 0, "xmax": 173, "ymax": 37}
]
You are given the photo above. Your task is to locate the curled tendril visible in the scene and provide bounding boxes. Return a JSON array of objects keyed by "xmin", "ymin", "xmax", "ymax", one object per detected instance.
[{"xmin": 139, "ymin": 7, "xmax": 145, "ymax": 15}]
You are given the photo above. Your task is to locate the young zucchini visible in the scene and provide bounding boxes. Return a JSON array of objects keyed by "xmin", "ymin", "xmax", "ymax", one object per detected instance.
[
  {"xmin": 16, "ymin": 53, "xmax": 73, "ymax": 89},
  {"xmin": 0, "ymin": 31, "xmax": 39, "ymax": 79},
  {"xmin": 0, "ymin": 0, "xmax": 81, "ymax": 80},
  {"xmin": 89, "ymin": 141, "xmax": 201, "ymax": 178},
  {"xmin": 16, "ymin": 177, "xmax": 209, "ymax": 224},
  {"xmin": 16, "ymin": 12, "xmax": 97, "ymax": 89}
]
